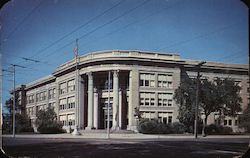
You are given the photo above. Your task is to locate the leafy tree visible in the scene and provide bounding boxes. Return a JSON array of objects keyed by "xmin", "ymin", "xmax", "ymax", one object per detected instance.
[
  {"xmin": 35, "ymin": 107, "xmax": 64, "ymax": 134},
  {"xmin": 239, "ymin": 104, "xmax": 250, "ymax": 132},
  {"xmin": 3, "ymin": 98, "xmax": 33, "ymax": 133},
  {"xmin": 174, "ymin": 77, "xmax": 242, "ymax": 136},
  {"xmin": 174, "ymin": 77, "xmax": 197, "ymax": 132}
]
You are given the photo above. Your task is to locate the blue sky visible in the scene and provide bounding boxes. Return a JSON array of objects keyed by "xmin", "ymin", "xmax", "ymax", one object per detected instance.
[{"xmin": 0, "ymin": 0, "xmax": 248, "ymax": 111}]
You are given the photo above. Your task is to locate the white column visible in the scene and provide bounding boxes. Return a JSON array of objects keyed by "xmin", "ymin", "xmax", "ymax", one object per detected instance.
[
  {"xmin": 119, "ymin": 90, "xmax": 122, "ymax": 128},
  {"xmin": 112, "ymin": 70, "xmax": 119, "ymax": 130},
  {"xmin": 93, "ymin": 88, "xmax": 99, "ymax": 129},
  {"xmin": 128, "ymin": 71, "xmax": 133, "ymax": 128},
  {"xmin": 86, "ymin": 72, "xmax": 93, "ymax": 130}
]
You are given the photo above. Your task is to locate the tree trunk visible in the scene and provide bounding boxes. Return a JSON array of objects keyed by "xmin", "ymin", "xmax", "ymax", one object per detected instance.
[{"xmin": 202, "ymin": 115, "xmax": 208, "ymax": 137}]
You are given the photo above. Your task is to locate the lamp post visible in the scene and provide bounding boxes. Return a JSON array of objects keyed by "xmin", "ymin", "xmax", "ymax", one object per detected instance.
[{"xmin": 194, "ymin": 61, "xmax": 206, "ymax": 139}]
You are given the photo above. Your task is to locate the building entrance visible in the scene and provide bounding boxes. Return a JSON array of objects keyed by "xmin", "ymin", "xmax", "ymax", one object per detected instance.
[{"xmin": 99, "ymin": 98, "xmax": 113, "ymax": 129}]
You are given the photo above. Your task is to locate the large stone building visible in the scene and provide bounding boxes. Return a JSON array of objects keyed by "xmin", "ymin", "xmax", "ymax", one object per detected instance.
[{"xmin": 20, "ymin": 50, "xmax": 248, "ymax": 132}]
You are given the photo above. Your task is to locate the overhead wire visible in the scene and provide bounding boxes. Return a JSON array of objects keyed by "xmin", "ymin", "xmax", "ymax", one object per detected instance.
[
  {"xmin": 36, "ymin": 0, "xmax": 152, "ymax": 60},
  {"xmin": 4, "ymin": 0, "xmax": 44, "ymax": 40},
  {"xmin": 155, "ymin": 20, "xmax": 244, "ymax": 51}
]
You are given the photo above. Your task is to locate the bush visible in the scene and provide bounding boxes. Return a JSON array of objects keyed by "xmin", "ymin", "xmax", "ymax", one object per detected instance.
[
  {"xmin": 138, "ymin": 119, "xmax": 185, "ymax": 134},
  {"xmin": 36, "ymin": 107, "xmax": 65, "ymax": 134},
  {"xmin": 37, "ymin": 122, "xmax": 65, "ymax": 134},
  {"xmin": 206, "ymin": 124, "xmax": 233, "ymax": 135},
  {"xmin": 171, "ymin": 122, "xmax": 186, "ymax": 134}
]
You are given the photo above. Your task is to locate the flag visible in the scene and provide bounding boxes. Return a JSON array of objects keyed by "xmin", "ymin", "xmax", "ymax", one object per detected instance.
[{"xmin": 74, "ymin": 47, "xmax": 78, "ymax": 57}]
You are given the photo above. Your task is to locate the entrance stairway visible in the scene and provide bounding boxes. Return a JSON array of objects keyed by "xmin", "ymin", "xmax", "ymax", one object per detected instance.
[{"xmin": 79, "ymin": 129, "xmax": 135, "ymax": 134}]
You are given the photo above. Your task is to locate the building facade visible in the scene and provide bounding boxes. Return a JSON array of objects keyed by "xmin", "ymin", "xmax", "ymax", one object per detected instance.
[{"xmin": 21, "ymin": 51, "xmax": 249, "ymax": 132}]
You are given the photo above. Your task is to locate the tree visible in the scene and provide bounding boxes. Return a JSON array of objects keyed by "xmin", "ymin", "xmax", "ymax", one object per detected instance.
[
  {"xmin": 174, "ymin": 77, "xmax": 242, "ymax": 136},
  {"xmin": 3, "ymin": 98, "xmax": 33, "ymax": 133},
  {"xmin": 35, "ymin": 107, "xmax": 64, "ymax": 134},
  {"xmin": 174, "ymin": 77, "xmax": 197, "ymax": 133},
  {"xmin": 239, "ymin": 104, "xmax": 250, "ymax": 132},
  {"xmin": 199, "ymin": 79, "xmax": 224, "ymax": 136}
]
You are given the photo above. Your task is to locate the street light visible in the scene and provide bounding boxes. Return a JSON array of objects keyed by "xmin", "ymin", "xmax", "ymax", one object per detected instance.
[{"xmin": 194, "ymin": 61, "xmax": 206, "ymax": 139}]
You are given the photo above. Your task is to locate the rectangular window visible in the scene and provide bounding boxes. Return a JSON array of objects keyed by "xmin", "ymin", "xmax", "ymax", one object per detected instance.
[
  {"xmin": 142, "ymin": 111, "xmax": 155, "ymax": 120},
  {"xmin": 59, "ymin": 115, "xmax": 67, "ymax": 126},
  {"xmin": 158, "ymin": 74, "xmax": 173, "ymax": 88},
  {"xmin": 228, "ymin": 119, "xmax": 232, "ymax": 126},
  {"xmin": 48, "ymin": 88, "xmax": 56, "ymax": 99},
  {"xmin": 140, "ymin": 73, "xmax": 155, "ymax": 87},
  {"xmin": 68, "ymin": 96, "xmax": 75, "ymax": 109},
  {"xmin": 59, "ymin": 82, "xmax": 67, "ymax": 95},
  {"xmin": 168, "ymin": 116, "xmax": 172, "ymax": 123},
  {"xmin": 59, "ymin": 98, "xmax": 67, "ymax": 110},
  {"xmin": 158, "ymin": 112, "xmax": 173, "ymax": 124},
  {"xmin": 224, "ymin": 120, "xmax": 227, "ymax": 125},
  {"xmin": 68, "ymin": 79, "xmax": 75, "ymax": 92},
  {"xmin": 235, "ymin": 120, "xmax": 238, "ymax": 126},
  {"xmin": 68, "ymin": 114, "xmax": 75, "ymax": 126},
  {"xmin": 140, "ymin": 92, "xmax": 155, "ymax": 106},
  {"xmin": 158, "ymin": 93, "xmax": 173, "ymax": 107}
]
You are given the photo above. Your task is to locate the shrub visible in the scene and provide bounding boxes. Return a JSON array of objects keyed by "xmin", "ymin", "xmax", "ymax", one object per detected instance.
[
  {"xmin": 36, "ymin": 107, "xmax": 65, "ymax": 134},
  {"xmin": 171, "ymin": 122, "xmax": 186, "ymax": 134},
  {"xmin": 138, "ymin": 119, "xmax": 158, "ymax": 134},
  {"xmin": 138, "ymin": 119, "xmax": 185, "ymax": 134},
  {"xmin": 206, "ymin": 124, "xmax": 233, "ymax": 135},
  {"xmin": 38, "ymin": 122, "xmax": 65, "ymax": 134}
]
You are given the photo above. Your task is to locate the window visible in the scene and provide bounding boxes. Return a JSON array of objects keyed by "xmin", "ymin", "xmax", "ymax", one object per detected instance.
[
  {"xmin": 48, "ymin": 102, "xmax": 56, "ymax": 108},
  {"xmin": 224, "ymin": 120, "xmax": 227, "ymax": 125},
  {"xmin": 235, "ymin": 120, "xmax": 238, "ymax": 126},
  {"xmin": 59, "ymin": 115, "xmax": 67, "ymax": 126},
  {"xmin": 158, "ymin": 74, "xmax": 173, "ymax": 88},
  {"xmin": 36, "ymin": 94, "xmax": 39, "ymax": 102},
  {"xmin": 140, "ymin": 73, "xmax": 155, "ymax": 87},
  {"xmin": 59, "ymin": 82, "xmax": 67, "ymax": 95},
  {"xmin": 48, "ymin": 88, "xmax": 56, "ymax": 99},
  {"xmin": 27, "ymin": 95, "xmax": 34, "ymax": 104},
  {"xmin": 68, "ymin": 97, "xmax": 75, "ymax": 109},
  {"xmin": 228, "ymin": 119, "xmax": 232, "ymax": 126},
  {"xmin": 158, "ymin": 93, "xmax": 173, "ymax": 106},
  {"xmin": 140, "ymin": 92, "xmax": 155, "ymax": 106},
  {"xmin": 59, "ymin": 98, "xmax": 67, "ymax": 110},
  {"xmin": 158, "ymin": 112, "xmax": 173, "ymax": 124},
  {"xmin": 142, "ymin": 111, "xmax": 155, "ymax": 120},
  {"xmin": 68, "ymin": 114, "xmax": 75, "ymax": 126},
  {"xmin": 68, "ymin": 80, "xmax": 75, "ymax": 92}
]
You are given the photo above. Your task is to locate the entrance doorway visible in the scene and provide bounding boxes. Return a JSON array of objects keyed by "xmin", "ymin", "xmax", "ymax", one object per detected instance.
[{"xmin": 99, "ymin": 98, "xmax": 113, "ymax": 129}]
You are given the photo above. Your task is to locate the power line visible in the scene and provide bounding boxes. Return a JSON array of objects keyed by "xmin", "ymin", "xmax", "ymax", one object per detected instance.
[
  {"xmin": 38, "ymin": 0, "xmax": 151, "ymax": 60},
  {"xmin": 5, "ymin": 1, "xmax": 43, "ymax": 40},
  {"xmin": 27, "ymin": 0, "xmax": 125, "ymax": 59},
  {"xmin": 155, "ymin": 20, "xmax": 244, "ymax": 51},
  {"xmin": 75, "ymin": 0, "xmax": 183, "ymax": 54}
]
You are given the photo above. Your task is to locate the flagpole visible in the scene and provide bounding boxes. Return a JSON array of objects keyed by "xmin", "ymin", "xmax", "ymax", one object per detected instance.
[{"xmin": 72, "ymin": 39, "xmax": 80, "ymax": 135}]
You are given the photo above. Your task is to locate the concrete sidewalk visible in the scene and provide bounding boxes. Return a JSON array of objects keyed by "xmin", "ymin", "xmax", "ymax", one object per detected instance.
[{"xmin": 3, "ymin": 133, "xmax": 250, "ymax": 140}]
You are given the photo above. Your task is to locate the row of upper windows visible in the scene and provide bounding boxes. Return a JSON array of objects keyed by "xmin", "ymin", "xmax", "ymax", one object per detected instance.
[
  {"xmin": 140, "ymin": 92, "xmax": 173, "ymax": 107},
  {"xmin": 27, "ymin": 88, "xmax": 56, "ymax": 104},
  {"xmin": 59, "ymin": 96, "xmax": 75, "ymax": 110},
  {"xmin": 59, "ymin": 79, "xmax": 75, "ymax": 95},
  {"xmin": 140, "ymin": 73, "xmax": 173, "ymax": 88}
]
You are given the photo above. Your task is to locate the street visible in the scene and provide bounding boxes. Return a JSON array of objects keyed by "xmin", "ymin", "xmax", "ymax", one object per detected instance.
[{"xmin": 2, "ymin": 136, "xmax": 249, "ymax": 158}]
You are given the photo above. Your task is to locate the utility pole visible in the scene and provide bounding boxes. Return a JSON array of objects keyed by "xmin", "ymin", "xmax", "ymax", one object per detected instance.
[
  {"xmin": 194, "ymin": 61, "xmax": 206, "ymax": 139},
  {"xmin": 72, "ymin": 39, "xmax": 80, "ymax": 135},
  {"xmin": 10, "ymin": 64, "xmax": 25, "ymax": 138}
]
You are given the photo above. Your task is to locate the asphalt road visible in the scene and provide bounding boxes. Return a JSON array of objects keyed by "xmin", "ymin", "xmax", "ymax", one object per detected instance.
[{"xmin": 2, "ymin": 137, "xmax": 249, "ymax": 158}]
